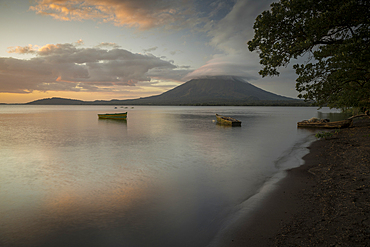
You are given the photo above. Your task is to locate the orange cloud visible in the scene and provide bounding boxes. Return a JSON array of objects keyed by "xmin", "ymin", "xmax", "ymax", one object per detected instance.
[
  {"xmin": 29, "ymin": 0, "xmax": 201, "ymax": 30},
  {"xmin": 37, "ymin": 43, "xmax": 72, "ymax": 56},
  {"xmin": 7, "ymin": 44, "xmax": 37, "ymax": 54},
  {"xmin": 29, "ymin": 1, "xmax": 108, "ymax": 22}
]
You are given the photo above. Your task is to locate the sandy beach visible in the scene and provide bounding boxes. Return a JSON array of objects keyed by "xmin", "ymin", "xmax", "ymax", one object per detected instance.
[{"xmin": 221, "ymin": 118, "xmax": 370, "ymax": 247}]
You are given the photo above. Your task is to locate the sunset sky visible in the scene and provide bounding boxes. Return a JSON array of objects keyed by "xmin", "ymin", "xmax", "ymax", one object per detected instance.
[{"xmin": 0, "ymin": 0, "xmax": 299, "ymax": 104}]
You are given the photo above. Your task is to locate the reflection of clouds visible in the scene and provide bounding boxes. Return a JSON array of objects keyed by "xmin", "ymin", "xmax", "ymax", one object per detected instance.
[
  {"xmin": 1, "ymin": 106, "xmax": 320, "ymax": 246},
  {"xmin": 1, "ymin": 111, "xmax": 241, "ymax": 246},
  {"xmin": 1, "ymin": 182, "xmax": 150, "ymax": 246},
  {"xmin": 1, "ymin": 139, "xmax": 154, "ymax": 246},
  {"xmin": 43, "ymin": 183, "xmax": 146, "ymax": 221}
]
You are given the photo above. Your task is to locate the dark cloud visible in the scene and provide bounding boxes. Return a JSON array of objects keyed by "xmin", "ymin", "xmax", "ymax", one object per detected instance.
[{"xmin": 0, "ymin": 41, "xmax": 187, "ymax": 93}]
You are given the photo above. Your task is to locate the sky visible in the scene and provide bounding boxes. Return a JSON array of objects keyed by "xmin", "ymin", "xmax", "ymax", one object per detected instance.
[{"xmin": 0, "ymin": 0, "xmax": 299, "ymax": 104}]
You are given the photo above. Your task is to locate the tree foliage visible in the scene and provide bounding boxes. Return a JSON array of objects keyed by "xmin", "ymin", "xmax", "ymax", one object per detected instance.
[{"xmin": 248, "ymin": 0, "xmax": 370, "ymax": 109}]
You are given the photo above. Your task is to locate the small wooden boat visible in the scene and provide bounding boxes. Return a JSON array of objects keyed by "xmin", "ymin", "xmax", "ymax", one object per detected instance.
[
  {"xmin": 98, "ymin": 112, "xmax": 127, "ymax": 120},
  {"xmin": 216, "ymin": 114, "xmax": 241, "ymax": 126},
  {"xmin": 297, "ymin": 119, "xmax": 352, "ymax": 129}
]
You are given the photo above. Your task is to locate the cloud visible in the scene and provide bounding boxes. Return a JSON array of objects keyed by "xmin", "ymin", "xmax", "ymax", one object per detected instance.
[
  {"xmin": 183, "ymin": 55, "xmax": 258, "ymax": 81},
  {"xmin": 1, "ymin": 41, "xmax": 189, "ymax": 94},
  {"xmin": 169, "ymin": 50, "xmax": 184, "ymax": 56},
  {"xmin": 207, "ymin": 0, "xmax": 274, "ymax": 54},
  {"xmin": 182, "ymin": 0, "xmax": 275, "ymax": 80},
  {"xmin": 179, "ymin": 0, "xmax": 300, "ymax": 97},
  {"xmin": 7, "ymin": 44, "xmax": 37, "ymax": 54},
  {"xmin": 28, "ymin": 0, "xmax": 274, "ymax": 82},
  {"xmin": 29, "ymin": 0, "xmax": 208, "ymax": 30},
  {"xmin": 147, "ymin": 67, "xmax": 193, "ymax": 82},
  {"xmin": 183, "ymin": 0, "xmax": 271, "ymax": 79},
  {"xmin": 24, "ymin": 0, "xmax": 300, "ymax": 98},
  {"xmin": 143, "ymin": 47, "xmax": 158, "ymax": 53},
  {"xmin": 95, "ymin": 42, "xmax": 121, "ymax": 49}
]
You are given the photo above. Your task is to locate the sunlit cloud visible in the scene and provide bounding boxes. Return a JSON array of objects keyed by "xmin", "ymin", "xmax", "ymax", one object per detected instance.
[
  {"xmin": 29, "ymin": 0, "xmax": 208, "ymax": 30},
  {"xmin": 7, "ymin": 44, "xmax": 37, "ymax": 54},
  {"xmin": 1, "ymin": 41, "xmax": 189, "ymax": 94}
]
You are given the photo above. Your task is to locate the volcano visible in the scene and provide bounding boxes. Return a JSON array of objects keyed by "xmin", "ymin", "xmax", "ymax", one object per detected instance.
[{"xmin": 127, "ymin": 76, "xmax": 296, "ymax": 105}]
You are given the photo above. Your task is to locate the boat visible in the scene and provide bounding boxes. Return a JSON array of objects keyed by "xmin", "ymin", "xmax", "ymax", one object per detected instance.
[
  {"xmin": 215, "ymin": 114, "xmax": 241, "ymax": 126},
  {"xmin": 98, "ymin": 112, "xmax": 127, "ymax": 120},
  {"xmin": 297, "ymin": 119, "xmax": 352, "ymax": 128}
]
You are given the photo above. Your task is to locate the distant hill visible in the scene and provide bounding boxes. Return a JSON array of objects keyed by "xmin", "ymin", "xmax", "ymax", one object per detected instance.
[
  {"xmin": 26, "ymin": 97, "xmax": 86, "ymax": 105},
  {"xmin": 26, "ymin": 76, "xmax": 306, "ymax": 106}
]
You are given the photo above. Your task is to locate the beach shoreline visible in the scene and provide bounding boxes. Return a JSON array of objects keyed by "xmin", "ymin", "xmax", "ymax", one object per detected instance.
[{"xmin": 218, "ymin": 118, "xmax": 370, "ymax": 247}]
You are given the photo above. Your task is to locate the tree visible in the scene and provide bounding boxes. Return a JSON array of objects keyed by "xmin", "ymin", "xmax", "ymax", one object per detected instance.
[{"xmin": 248, "ymin": 0, "xmax": 370, "ymax": 109}]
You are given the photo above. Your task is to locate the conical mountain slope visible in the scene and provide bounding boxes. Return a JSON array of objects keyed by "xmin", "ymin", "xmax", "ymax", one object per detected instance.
[{"xmin": 137, "ymin": 76, "xmax": 294, "ymax": 104}]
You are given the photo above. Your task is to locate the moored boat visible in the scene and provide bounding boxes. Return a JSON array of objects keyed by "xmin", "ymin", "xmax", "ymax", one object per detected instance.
[
  {"xmin": 297, "ymin": 119, "xmax": 352, "ymax": 128},
  {"xmin": 98, "ymin": 112, "xmax": 127, "ymax": 120},
  {"xmin": 215, "ymin": 114, "xmax": 241, "ymax": 126}
]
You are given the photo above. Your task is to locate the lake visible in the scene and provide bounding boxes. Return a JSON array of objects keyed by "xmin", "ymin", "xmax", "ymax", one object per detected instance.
[{"xmin": 0, "ymin": 105, "xmax": 344, "ymax": 247}]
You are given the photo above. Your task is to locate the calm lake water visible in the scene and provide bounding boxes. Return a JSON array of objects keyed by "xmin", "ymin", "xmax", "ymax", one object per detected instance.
[{"xmin": 0, "ymin": 105, "xmax": 344, "ymax": 247}]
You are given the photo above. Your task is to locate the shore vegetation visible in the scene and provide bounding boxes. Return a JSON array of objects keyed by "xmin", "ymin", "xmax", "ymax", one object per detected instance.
[{"xmin": 248, "ymin": 0, "xmax": 370, "ymax": 110}]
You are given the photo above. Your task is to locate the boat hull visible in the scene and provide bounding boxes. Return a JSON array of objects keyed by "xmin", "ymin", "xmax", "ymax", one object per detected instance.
[
  {"xmin": 297, "ymin": 119, "xmax": 352, "ymax": 129},
  {"xmin": 216, "ymin": 114, "xmax": 241, "ymax": 126},
  {"xmin": 98, "ymin": 112, "xmax": 127, "ymax": 120}
]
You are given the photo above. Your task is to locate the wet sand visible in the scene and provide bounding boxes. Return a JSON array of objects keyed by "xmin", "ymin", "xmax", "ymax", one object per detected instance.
[{"xmin": 220, "ymin": 118, "xmax": 370, "ymax": 247}]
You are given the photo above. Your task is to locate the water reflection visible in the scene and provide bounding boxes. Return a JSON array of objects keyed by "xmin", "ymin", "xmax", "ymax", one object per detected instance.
[
  {"xmin": 317, "ymin": 111, "xmax": 352, "ymax": 121},
  {"xmin": 98, "ymin": 118, "xmax": 128, "ymax": 124},
  {"xmin": 0, "ymin": 106, "xmax": 344, "ymax": 247}
]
